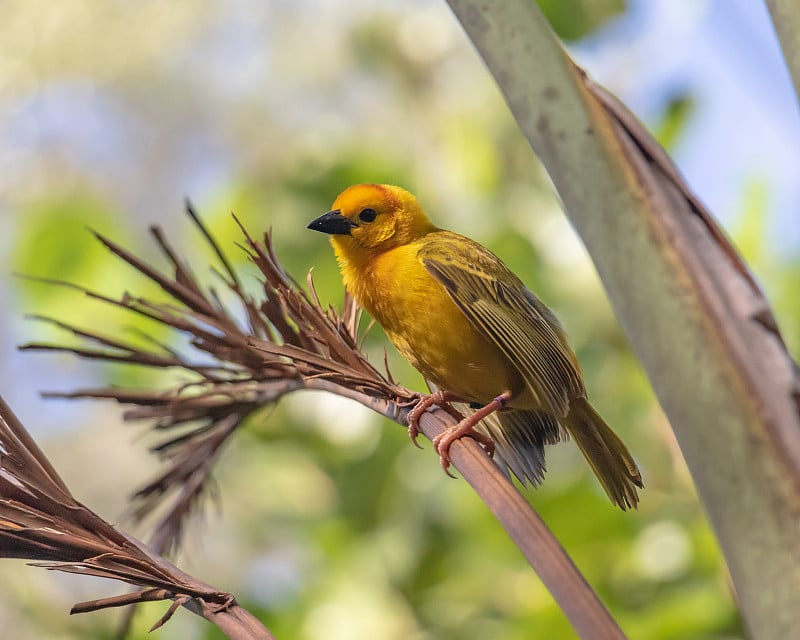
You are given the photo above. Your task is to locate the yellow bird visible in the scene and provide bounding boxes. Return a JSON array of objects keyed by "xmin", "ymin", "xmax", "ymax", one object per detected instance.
[{"xmin": 308, "ymin": 183, "xmax": 642, "ymax": 509}]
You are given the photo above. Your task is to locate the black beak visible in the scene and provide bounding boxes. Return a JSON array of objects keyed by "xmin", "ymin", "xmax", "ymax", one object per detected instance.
[{"xmin": 307, "ymin": 210, "xmax": 358, "ymax": 236}]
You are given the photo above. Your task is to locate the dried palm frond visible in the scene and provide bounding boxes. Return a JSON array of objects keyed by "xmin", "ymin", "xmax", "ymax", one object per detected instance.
[
  {"xmin": 0, "ymin": 395, "xmax": 273, "ymax": 639},
  {"xmin": 21, "ymin": 206, "xmax": 416, "ymax": 555}
]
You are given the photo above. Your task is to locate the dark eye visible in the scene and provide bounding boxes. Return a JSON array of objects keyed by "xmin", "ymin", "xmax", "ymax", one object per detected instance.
[{"xmin": 359, "ymin": 208, "xmax": 377, "ymax": 223}]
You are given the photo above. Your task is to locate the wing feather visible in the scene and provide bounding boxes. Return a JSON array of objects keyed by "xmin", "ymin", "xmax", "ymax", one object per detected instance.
[{"xmin": 419, "ymin": 232, "xmax": 585, "ymax": 417}]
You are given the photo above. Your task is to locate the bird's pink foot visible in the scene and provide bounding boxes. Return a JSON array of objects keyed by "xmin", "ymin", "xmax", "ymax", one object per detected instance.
[
  {"xmin": 432, "ymin": 419, "xmax": 496, "ymax": 477},
  {"xmin": 432, "ymin": 391, "xmax": 512, "ymax": 475},
  {"xmin": 407, "ymin": 390, "xmax": 463, "ymax": 448},
  {"xmin": 409, "ymin": 391, "xmax": 512, "ymax": 476}
]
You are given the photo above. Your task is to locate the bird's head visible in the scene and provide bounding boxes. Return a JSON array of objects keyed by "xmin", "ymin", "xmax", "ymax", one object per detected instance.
[{"xmin": 308, "ymin": 184, "xmax": 436, "ymax": 261}]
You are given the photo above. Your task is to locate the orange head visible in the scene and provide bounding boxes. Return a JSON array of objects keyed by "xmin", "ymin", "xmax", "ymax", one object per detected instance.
[{"xmin": 307, "ymin": 184, "xmax": 437, "ymax": 260}]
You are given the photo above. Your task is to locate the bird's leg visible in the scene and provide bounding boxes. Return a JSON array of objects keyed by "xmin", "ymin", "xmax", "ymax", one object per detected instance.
[
  {"xmin": 432, "ymin": 391, "xmax": 512, "ymax": 476},
  {"xmin": 407, "ymin": 390, "xmax": 465, "ymax": 448}
]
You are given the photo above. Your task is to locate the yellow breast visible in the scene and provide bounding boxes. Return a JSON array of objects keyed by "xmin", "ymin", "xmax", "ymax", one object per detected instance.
[{"xmin": 338, "ymin": 240, "xmax": 522, "ymax": 404}]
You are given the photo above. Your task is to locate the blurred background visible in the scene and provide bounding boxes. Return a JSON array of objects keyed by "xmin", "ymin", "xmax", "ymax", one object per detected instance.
[{"xmin": 0, "ymin": 0, "xmax": 798, "ymax": 638}]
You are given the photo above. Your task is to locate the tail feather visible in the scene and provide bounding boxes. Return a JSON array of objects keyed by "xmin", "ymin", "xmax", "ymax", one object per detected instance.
[
  {"xmin": 459, "ymin": 397, "xmax": 642, "ymax": 509},
  {"xmin": 563, "ymin": 397, "xmax": 643, "ymax": 510},
  {"xmin": 479, "ymin": 408, "xmax": 563, "ymax": 487}
]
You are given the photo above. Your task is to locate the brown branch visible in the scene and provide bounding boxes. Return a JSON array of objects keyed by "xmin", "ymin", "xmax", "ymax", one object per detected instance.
[
  {"xmin": 19, "ymin": 203, "xmax": 627, "ymax": 637},
  {"xmin": 0, "ymin": 395, "xmax": 274, "ymax": 639}
]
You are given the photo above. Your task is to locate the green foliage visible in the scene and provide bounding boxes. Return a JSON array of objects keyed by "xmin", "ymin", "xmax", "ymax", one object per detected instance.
[
  {"xmin": 11, "ymin": 193, "xmax": 180, "ymax": 388},
  {"xmin": 537, "ymin": 0, "xmax": 626, "ymax": 41},
  {"xmin": 733, "ymin": 178, "xmax": 800, "ymax": 355},
  {"xmin": 11, "ymin": 194, "xmax": 113, "ymax": 289},
  {"xmin": 653, "ymin": 93, "xmax": 697, "ymax": 152}
]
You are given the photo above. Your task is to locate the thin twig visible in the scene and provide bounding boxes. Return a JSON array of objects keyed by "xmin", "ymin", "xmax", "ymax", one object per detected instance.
[{"xmin": 0, "ymin": 395, "xmax": 274, "ymax": 639}]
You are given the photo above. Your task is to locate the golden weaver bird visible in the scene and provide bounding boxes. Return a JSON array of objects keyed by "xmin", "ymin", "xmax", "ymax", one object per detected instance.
[{"xmin": 308, "ymin": 183, "xmax": 642, "ymax": 509}]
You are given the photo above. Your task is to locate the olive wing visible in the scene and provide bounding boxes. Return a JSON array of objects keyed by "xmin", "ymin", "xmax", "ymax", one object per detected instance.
[{"xmin": 418, "ymin": 233, "xmax": 585, "ymax": 417}]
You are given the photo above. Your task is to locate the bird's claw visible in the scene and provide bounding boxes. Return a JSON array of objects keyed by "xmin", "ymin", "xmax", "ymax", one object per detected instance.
[
  {"xmin": 432, "ymin": 425, "xmax": 496, "ymax": 477},
  {"xmin": 407, "ymin": 390, "xmax": 459, "ymax": 448},
  {"xmin": 407, "ymin": 392, "xmax": 440, "ymax": 449},
  {"xmin": 407, "ymin": 390, "xmax": 496, "ymax": 475},
  {"xmin": 407, "ymin": 422, "xmax": 424, "ymax": 449}
]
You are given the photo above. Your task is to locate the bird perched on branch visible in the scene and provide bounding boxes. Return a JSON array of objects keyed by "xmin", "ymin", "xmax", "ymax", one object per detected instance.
[{"xmin": 308, "ymin": 183, "xmax": 642, "ymax": 509}]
